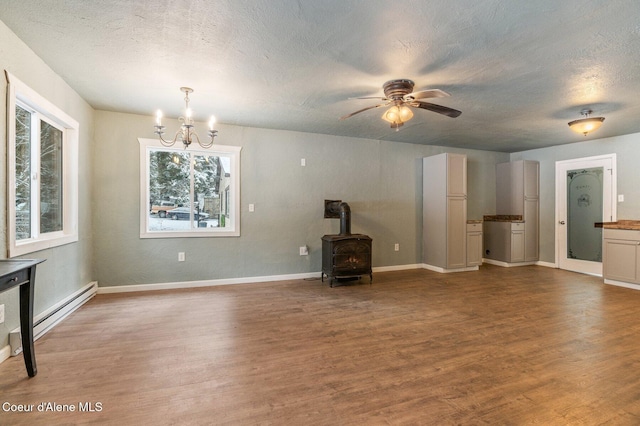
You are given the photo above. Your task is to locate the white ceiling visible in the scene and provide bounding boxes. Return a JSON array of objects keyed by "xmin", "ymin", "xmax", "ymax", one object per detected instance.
[{"xmin": 2, "ymin": 0, "xmax": 640, "ymax": 152}]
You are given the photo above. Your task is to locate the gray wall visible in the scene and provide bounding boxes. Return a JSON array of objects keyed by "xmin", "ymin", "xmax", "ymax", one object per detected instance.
[
  {"xmin": 511, "ymin": 132, "xmax": 640, "ymax": 263},
  {"xmin": 93, "ymin": 110, "xmax": 506, "ymax": 287},
  {"xmin": 0, "ymin": 21, "xmax": 95, "ymax": 347},
  {"xmin": 8, "ymin": 5, "xmax": 638, "ymax": 358}
]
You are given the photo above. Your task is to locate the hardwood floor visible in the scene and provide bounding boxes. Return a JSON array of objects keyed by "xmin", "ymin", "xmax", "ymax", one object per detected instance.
[{"xmin": 2, "ymin": 265, "xmax": 640, "ymax": 425}]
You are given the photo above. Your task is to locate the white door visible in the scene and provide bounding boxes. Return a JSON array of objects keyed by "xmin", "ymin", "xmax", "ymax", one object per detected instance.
[{"xmin": 556, "ymin": 154, "xmax": 616, "ymax": 275}]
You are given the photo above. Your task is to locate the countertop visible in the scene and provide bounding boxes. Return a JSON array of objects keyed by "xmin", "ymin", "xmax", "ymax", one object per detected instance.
[
  {"xmin": 483, "ymin": 215, "xmax": 524, "ymax": 223},
  {"xmin": 467, "ymin": 219, "xmax": 483, "ymax": 224},
  {"xmin": 596, "ymin": 220, "xmax": 640, "ymax": 230}
]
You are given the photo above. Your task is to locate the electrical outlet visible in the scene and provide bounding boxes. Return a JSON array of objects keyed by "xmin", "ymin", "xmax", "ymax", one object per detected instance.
[
  {"xmin": 249, "ymin": 203, "xmax": 255, "ymax": 212},
  {"xmin": 301, "ymin": 158, "xmax": 306, "ymax": 166},
  {"xmin": 178, "ymin": 252, "xmax": 185, "ymax": 262},
  {"xmin": 299, "ymin": 246, "xmax": 309, "ymax": 256},
  {"xmin": 0, "ymin": 304, "xmax": 4, "ymax": 324},
  {"xmin": 618, "ymin": 194, "xmax": 625, "ymax": 202},
  {"xmin": 394, "ymin": 243, "xmax": 400, "ymax": 251}
]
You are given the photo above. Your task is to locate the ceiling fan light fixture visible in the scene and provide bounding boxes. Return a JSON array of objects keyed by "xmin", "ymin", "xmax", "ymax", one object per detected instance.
[
  {"xmin": 568, "ymin": 109, "xmax": 605, "ymax": 136},
  {"xmin": 382, "ymin": 105, "xmax": 414, "ymax": 129},
  {"xmin": 339, "ymin": 79, "xmax": 461, "ymax": 128}
]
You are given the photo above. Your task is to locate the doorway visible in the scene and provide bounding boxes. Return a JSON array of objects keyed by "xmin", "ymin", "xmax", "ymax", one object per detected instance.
[{"xmin": 556, "ymin": 154, "xmax": 616, "ymax": 275}]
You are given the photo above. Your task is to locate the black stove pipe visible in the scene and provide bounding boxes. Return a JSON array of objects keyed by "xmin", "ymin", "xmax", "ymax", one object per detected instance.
[
  {"xmin": 338, "ymin": 202, "xmax": 351, "ymax": 235},
  {"xmin": 326, "ymin": 201, "xmax": 351, "ymax": 235}
]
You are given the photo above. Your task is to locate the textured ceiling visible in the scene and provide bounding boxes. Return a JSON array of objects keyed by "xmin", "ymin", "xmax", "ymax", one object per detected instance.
[{"xmin": 2, "ymin": 0, "xmax": 640, "ymax": 152}]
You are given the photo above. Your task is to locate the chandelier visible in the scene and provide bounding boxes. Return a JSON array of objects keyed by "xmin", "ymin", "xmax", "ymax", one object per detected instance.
[{"xmin": 154, "ymin": 87, "xmax": 218, "ymax": 148}]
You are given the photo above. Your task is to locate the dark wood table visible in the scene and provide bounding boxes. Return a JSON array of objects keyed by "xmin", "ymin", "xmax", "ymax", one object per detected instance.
[{"xmin": 0, "ymin": 259, "xmax": 45, "ymax": 377}]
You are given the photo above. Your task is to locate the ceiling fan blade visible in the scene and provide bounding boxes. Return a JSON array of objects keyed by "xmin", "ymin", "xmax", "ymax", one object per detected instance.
[
  {"xmin": 348, "ymin": 96, "xmax": 388, "ymax": 100},
  {"xmin": 413, "ymin": 101, "xmax": 462, "ymax": 118},
  {"xmin": 408, "ymin": 89, "xmax": 450, "ymax": 100},
  {"xmin": 339, "ymin": 103, "xmax": 388, "ymax": 120}
]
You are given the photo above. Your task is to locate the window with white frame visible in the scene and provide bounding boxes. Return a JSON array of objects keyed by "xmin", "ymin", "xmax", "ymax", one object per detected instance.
[
  {"xmin": 138, "ymin": 138, "xmax": 241, "ymax": 238},
  {"xmin": 6, "ymin": 71, "xmax": 79, "ymax": 257}
]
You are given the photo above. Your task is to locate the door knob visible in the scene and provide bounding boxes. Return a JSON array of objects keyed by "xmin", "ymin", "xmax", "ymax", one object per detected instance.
[{"xmin": 559, "ymin": 221, "xmax": 566, "ymax": 225}]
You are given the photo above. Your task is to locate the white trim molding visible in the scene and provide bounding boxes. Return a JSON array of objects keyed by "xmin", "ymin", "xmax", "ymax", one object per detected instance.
[
  {"xmin": 6, "ymin": 281, "xmax": 97, "ymax": 359},
  {"xmin": 422, "ymin": 263, "xmax": 479, "ymax": 273},
  {"xmin": 482, "ymin": 259, "xmax": 537, "ymax": 268},
  {"xmin": 604, "ymin": 278, "xmax": 640, "ymax": 291},
  {"xmin": 138, "ymin": 138, "xmax": 241, "ymax": 239},
  {"xmin": 98, "ymin": 264, "xmax": 426, "ymax": 294},
  {"xmin": 5, "ymin": 71, "xmax": 80, "ymax": 257}
]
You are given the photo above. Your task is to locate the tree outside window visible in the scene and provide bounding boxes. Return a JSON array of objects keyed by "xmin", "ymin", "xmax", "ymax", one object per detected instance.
[
  {"xmin": 7, "ymin": 71, "xmax": 79, "ymax": 257},
  {"xmin": 139, "ymin": 138, "xmax": 241, "ymax": 238}
]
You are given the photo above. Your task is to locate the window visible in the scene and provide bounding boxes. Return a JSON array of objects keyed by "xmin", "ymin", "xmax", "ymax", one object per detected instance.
[
  {"xmin": 138, "ymin": 138, "xmax": 241, "ymax": 238},
  {"xmin": 6, "ymin": 71, "xmax": 79, "ymax": 257}
]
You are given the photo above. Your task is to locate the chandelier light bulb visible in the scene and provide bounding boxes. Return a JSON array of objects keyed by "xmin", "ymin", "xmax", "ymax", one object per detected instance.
[{"xmin": 153, "ymin": 87, "xmax": 218, "ymax": 149}]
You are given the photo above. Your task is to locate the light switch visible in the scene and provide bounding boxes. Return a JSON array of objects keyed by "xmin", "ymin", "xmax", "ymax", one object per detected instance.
[{"xmin": 618, "ymin": 194, "xmax": 624, "ymax": 202}]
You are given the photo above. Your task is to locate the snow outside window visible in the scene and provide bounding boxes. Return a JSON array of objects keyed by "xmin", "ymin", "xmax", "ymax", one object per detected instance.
[
  {"xmin": 6, "ymin": 71, "xmax": 79, "ymax": 257},
  {"xmin": 138, "ymin": 138, "xmax": 241, "ymax": 238}
]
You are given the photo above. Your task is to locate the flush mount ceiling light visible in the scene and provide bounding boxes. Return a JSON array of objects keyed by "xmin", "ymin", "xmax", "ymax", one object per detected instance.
[
  {"xmin": 568, "ymin": 109, "xmax": 605, "ymax": 136},
  {"xmin": 154, "ymin": 87, "xmax": 218, "ymax": 148}
]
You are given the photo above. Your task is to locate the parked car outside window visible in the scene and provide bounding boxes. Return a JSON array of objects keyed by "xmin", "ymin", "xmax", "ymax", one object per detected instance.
[
  {"xmin": 165, "ymin": 207, "xmax": 209, "ymax": 221},
  {"xmin": 150, "ymin": 201, "xmax": 176, "ymax": 218}
]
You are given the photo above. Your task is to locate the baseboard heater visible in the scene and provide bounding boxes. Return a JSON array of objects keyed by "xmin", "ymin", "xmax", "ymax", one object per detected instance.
[{"xmin": 9, "ymin": 281, "xmax": 97, "ymax": 357}]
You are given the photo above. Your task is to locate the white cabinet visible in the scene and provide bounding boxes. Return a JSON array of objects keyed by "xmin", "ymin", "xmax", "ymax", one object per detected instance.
[
  {"xmin": 483, "ymin": 221, "xmax": 525, "ymax": 263},
  {"xmin": 446, "ymin": 154, "xmax": 467, "ymax": 197},
  {"xmin": 603, "ymin": 229, "xmax": 640, "ymax": 284},
  {"xmin": 423, "ymin": 153, "xmax": 472, "ymax": 272},
  {"xmin": 523, "ymin": 198, "xmax": 539, "ymax": 262},
  {"xmin": 446, "ymin": 197, "xmax": 467, "ymax": 268},
  {"xmin": 496, "ymin": 160, "xmax": 539, "ymax": 215},
  {"xmin": 466, "ymin": 223, "xmax": 483, "ymax": 267},
  {"xmin": 491, "ymin": 160, "xmax": 539, "ymax": 263},
  {"xmin": 510, "ymin": 224, "xmax": 525, "ymax": 262}
]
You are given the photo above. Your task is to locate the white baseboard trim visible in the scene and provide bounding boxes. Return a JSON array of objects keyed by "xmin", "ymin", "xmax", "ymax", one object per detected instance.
[
  {"xmin": 98, "ymin": 272, "xmax": 320, "ymax": 294},
  {"xmin": 422, "ymin": 263, "xmax": 479, "ymax": 273},
  {"xmin": 373, "ymin": 264, "xmax": 423, "ymax": 273},
  {"xmin": 604, "ymin": 278, "xmax": 640, "ymax": 291},
  {"xmin": 7, "ymin": 281, "xmax": 98, "ymax": 358},
  {"xmin": 98, "ymin": 264, "xmax": 425, "ymax": 294},
  {"xmin": 0, "ymin": 345, "xmax": 11, "ymax": 365},
  {"xmin": 97, "ymin": 272, "xmax": 320, "ymax": 294},
  {"xmin": 483, "ymin": 259, "xmax": 556, "ymax": 268},
  {"xmin": 535, "ymin": 260, "xmax": 557, "ymax": 268},
  {"xmin": 482, "ymin": 259, "xmax": 537, "ymax": 268}
]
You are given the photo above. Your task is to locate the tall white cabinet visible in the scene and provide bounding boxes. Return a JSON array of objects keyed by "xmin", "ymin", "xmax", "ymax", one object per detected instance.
[
  {"xmin": 423, "ymin": 153, "xmax": 477, "ymax": 272},
  {"xmin": 494, "ymin": 160, "xmax": 539, "ymax": 262}
]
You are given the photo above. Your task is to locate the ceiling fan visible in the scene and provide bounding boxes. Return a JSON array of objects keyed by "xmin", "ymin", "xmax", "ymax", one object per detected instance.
[{"xmin": 340, "ymin": 79, "xmax": 462, "ymax": 130}]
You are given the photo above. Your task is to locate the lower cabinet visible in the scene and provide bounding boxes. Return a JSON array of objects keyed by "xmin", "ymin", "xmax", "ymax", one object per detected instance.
[
  {"xmin": 510, "ymin": 228, "xmax": 525, "ymax": 262},
  {"xmin": 466, "ymin": 223, "xmax": 483, "ymax": 266},
  {"xmin": 603, "ymin": 229, "xmax": 640, "ymax": 284},
  {"xmin": 483, "ymin": 221, "xmax": 526, "ymax": 263}
]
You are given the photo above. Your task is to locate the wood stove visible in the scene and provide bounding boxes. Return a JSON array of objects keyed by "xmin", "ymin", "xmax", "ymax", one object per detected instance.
[{"xmin": 321, "ymin": 200, "xmax": 372, "ymax": 287}]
